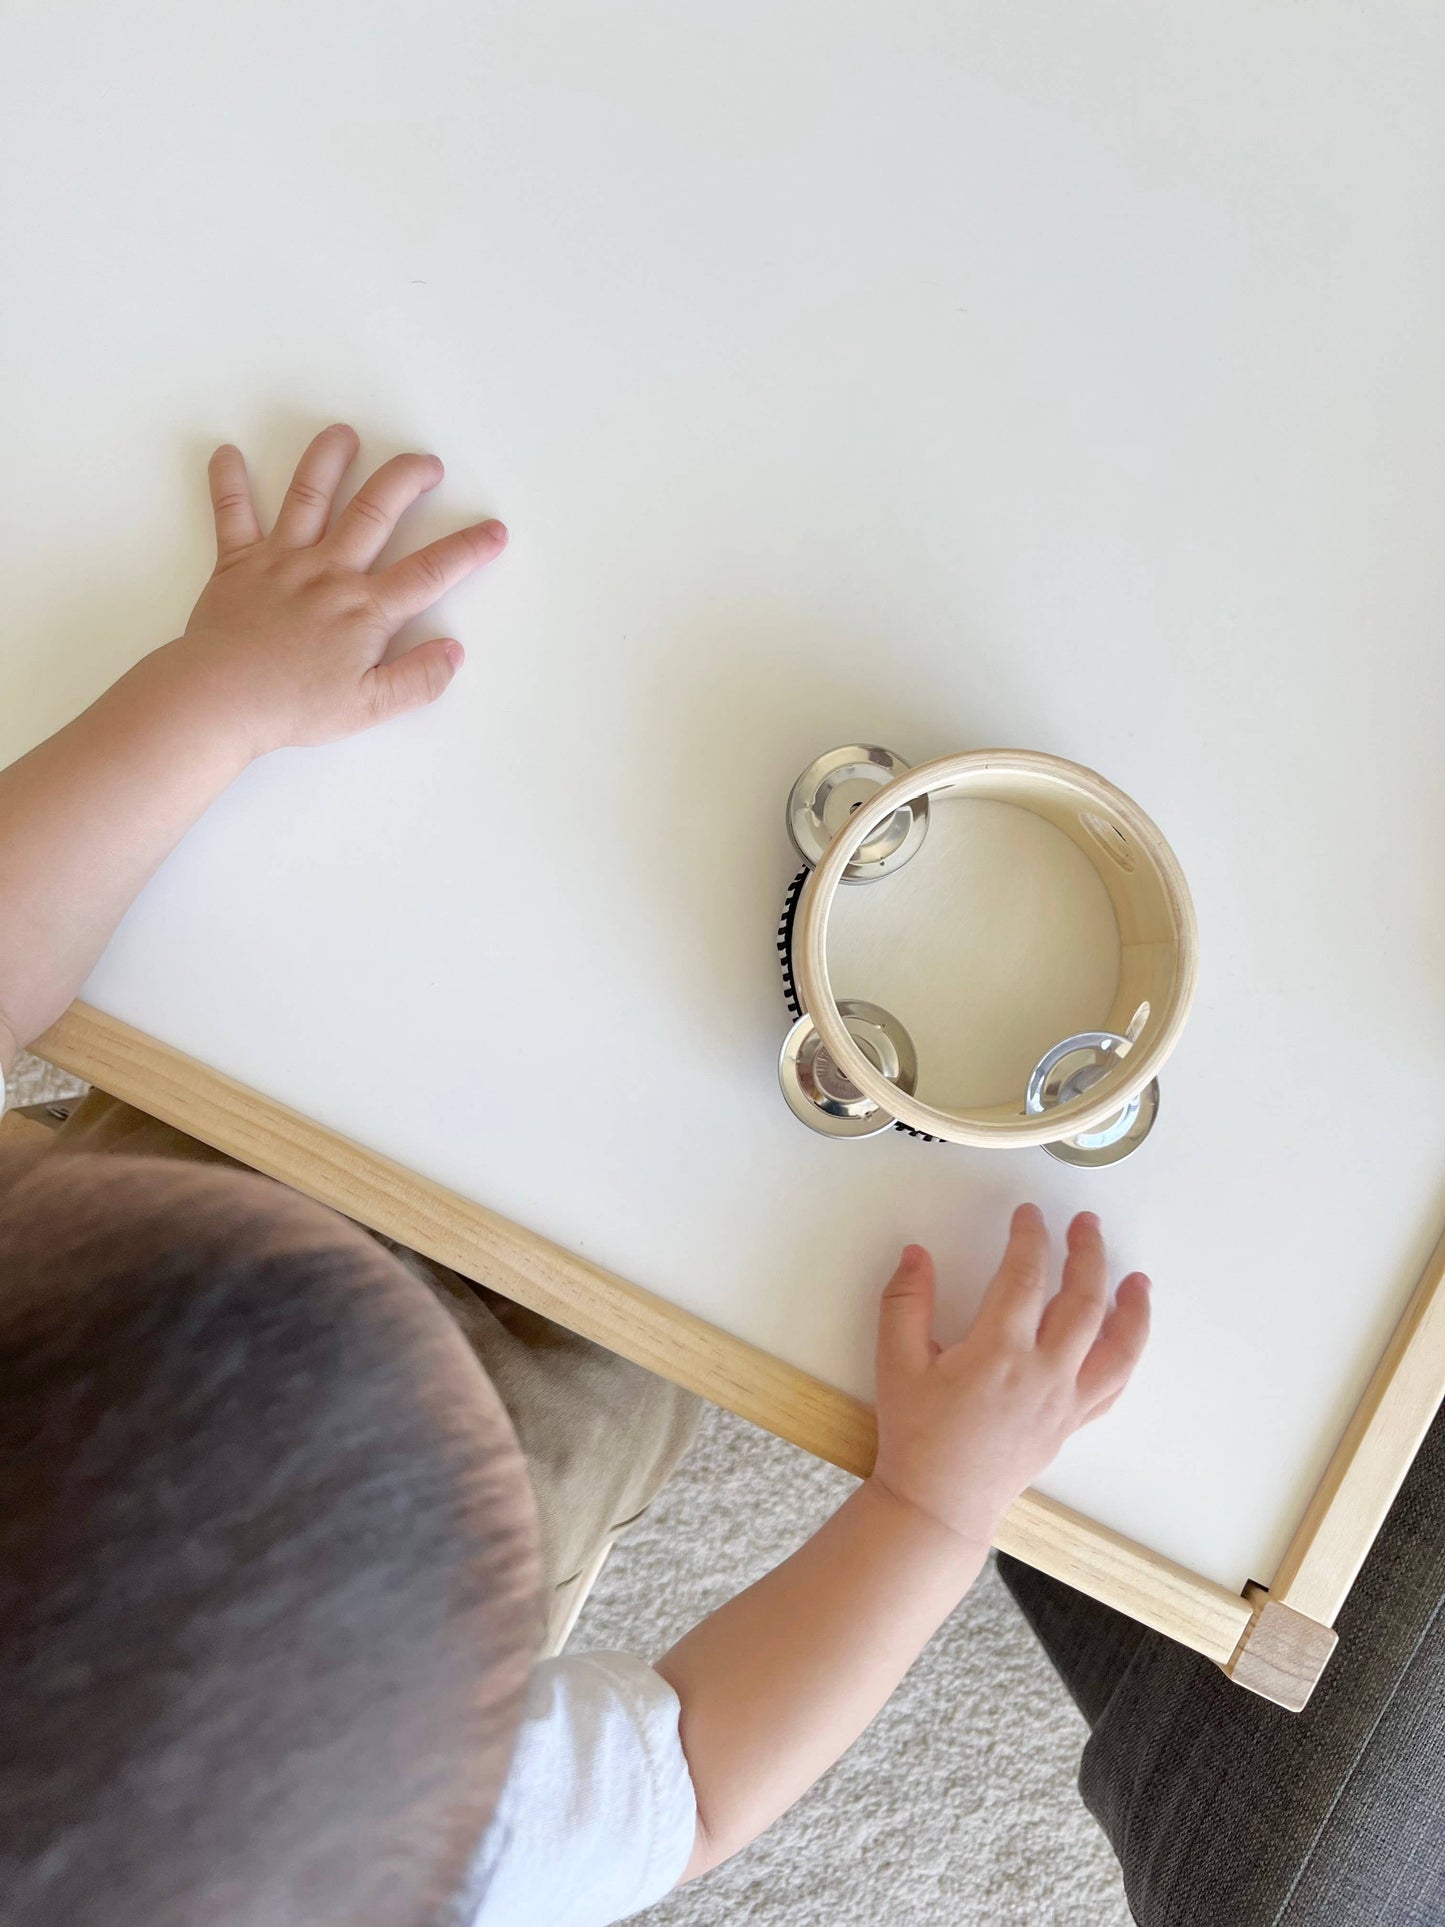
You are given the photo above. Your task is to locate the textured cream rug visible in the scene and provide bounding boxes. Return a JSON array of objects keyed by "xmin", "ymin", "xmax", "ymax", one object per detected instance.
[
  {"xmin": 8, "ymin": 1049, "xmax": 1132, "ymax": 1925},
  {"xmin": 6, "ymin": 1050, "xmax": 88, "ymax": 1110}
]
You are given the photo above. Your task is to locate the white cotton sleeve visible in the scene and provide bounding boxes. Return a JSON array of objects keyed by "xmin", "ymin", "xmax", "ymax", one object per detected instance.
[{"xmin": 466, "ymin": 1653, "xmax": 698, "ymax": 1927}]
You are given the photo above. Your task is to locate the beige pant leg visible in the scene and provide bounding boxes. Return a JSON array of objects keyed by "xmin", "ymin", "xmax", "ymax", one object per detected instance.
[
  {"xmin": 381, "ymin": 1246, "xmax": 700, "ymax": 1648},
  {"xmin": 45, "ymin": 1089, "xmax": 248, "ymax": 1169}
]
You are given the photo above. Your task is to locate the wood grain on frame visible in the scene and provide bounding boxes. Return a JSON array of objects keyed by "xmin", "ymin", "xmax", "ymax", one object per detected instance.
[
  {"xmin": 1265, "ymin": 1223, "xmax": 1445, "ymax": 1627},
  {"xmin": 34, "ymin": 1001, "xmax": 1257, "ymax": 1662}
]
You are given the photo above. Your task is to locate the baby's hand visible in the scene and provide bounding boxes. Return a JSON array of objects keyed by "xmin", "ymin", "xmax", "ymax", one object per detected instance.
[
  {"xmin": 869, "ymin": 1206, "xmax": 1150, "ymax": 1550},
  {"xmin": 175, "ymin": 424, "xmax": 507, "ymax": 759}
]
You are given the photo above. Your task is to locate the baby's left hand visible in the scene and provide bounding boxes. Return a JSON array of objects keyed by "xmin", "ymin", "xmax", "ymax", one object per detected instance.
[
  {"xmin": 870, "ymin": 1206, "xmax": 1150, "ymax": 1552},
  {"xmin": 175, "ymin": 423, "xmax": 507, "ymax": 759}
]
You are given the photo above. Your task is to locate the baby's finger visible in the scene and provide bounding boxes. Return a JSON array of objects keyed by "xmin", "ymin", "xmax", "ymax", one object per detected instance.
[
  {"xmin": 327, "ymin": 451, "xmax": 443, "ymax": 567},
  {"xmin": 877, "ymin": 1245, "xmax": 937, "ymax": 1382},
  {"xmin": 1078, "ymin": 1385, "xmax": 1125, "ymax": 1427},
  {"xmin": 361, "ymin": 637, "xmax": 463, "ymax": 728},
  {"xmin": 974, "ymin": 1203, "xmax": 1051, "ymax": 1346},
  {"xmin": 1075, "ymin": 1271, "xmax": 1151, "ymax": 1411},
  {"xmin": 207, "ymin": 444, "xmax": 263, "ymax": 559},
  {"xmin": 273, "ymin": 423, "xmax": 360, "ymax": 547},
  {"xmin": 1036, "ymin": 1212, "xmax": 1110, "ymax": 1365},
  {"xmin": 373, "ymin": 519, "xmax": 509, "ymax": 623}
]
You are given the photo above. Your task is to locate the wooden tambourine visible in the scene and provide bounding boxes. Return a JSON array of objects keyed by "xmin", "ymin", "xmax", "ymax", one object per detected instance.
[{"xmin": 777, "ymin": 747, "xmax": 1198, "ymax": 1165}]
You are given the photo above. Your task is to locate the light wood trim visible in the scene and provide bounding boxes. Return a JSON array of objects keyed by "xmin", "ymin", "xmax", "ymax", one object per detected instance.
[
  {"xmin": 793, "ymin": 750, "xmax": 1199, "ymax": 1146},
  {"xmin": 1223, "ymin": 1583, "xmax": 1338, "ymax": 1713},
  {"xmin": 33, "ymin": 1004, "xmax": 871, "ymax": 1472},
  {"xmin": 0, "ymin": 1110, "xmax": 55, "ymax": 1148},
  {"xmin": 1264, "ymin": 1223, "xmax": 1445, "ymax": 1627},
  {"xmin": 991, "ymin": 1489, "xmax": 1250, "ymax": 1663},
  {"xmin": 35, "ymin": 1000, "xmax": 1251, "ymax": 1665}
]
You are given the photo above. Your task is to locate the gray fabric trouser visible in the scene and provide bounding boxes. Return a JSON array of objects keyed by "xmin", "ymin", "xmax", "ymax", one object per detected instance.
[{"xmin": 998, "ymin": 1403, "xmax": 1445, "ymax": 1926}]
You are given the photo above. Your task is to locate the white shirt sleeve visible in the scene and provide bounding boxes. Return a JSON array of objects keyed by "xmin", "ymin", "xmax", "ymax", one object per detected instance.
[{"xmin": 466, "ymin": 1652, "xmax": 698, "ymax": 1927}]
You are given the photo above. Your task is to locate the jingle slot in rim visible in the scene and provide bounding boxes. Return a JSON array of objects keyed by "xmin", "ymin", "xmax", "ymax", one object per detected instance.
[
  {"xmin": 786, "ymin": 744, "xmax": 930, "ymax": 881},
  {"xmin": 779, "ymin": 999, "xmax": 919, "ymax": 1138}
]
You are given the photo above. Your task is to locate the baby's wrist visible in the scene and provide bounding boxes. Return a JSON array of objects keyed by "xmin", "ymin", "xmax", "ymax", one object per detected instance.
[
  {"xmin": 860, "ymin": 1475, "xmax": 995, "ymax": 1575},
  {"xmin": 142, "ymin": 638, "xmax": 274, "ymax": 766}
]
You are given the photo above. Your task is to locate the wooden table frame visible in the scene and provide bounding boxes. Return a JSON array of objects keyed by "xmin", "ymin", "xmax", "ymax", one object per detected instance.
[{"xmin": 26, "ymin": 1001, "xmax": 1445, "ymax": 1712}]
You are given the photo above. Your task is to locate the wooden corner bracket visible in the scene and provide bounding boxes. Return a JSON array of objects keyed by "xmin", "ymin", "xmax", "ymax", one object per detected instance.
[{"xmin": 1223, "ymin": 1583, "xmax": 1338, "ymax": 1712}]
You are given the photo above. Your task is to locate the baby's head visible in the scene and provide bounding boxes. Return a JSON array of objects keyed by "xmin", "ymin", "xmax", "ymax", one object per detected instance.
[{"xmin": 0, "ymin": 1149, "xmax": 540, "ymax": 1926}]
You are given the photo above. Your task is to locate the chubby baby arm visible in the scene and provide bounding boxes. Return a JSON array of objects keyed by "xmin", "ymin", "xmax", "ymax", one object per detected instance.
[{"xmin": 656, "ymin": 1205, "xmax": 1150, "ymax": 1882}]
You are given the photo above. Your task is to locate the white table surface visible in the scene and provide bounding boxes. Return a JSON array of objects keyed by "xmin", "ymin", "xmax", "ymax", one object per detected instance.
[{"xmin": 5, "ymin": 2, "xmax": 1444, "ymax": 1595}]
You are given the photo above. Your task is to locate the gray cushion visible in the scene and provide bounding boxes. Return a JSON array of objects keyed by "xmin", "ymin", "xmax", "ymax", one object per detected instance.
[{"xmin": 998, "ymin": 1402, "xmax": 1445, "ymax": 1926}]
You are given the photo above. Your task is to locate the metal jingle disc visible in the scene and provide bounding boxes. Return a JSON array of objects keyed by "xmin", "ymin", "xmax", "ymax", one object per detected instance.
[
  {"xmin": 1024, "ymin": 1029, "xmax": 1161, "ymax": 1166},
  {"xmin": 1042, "ymin": 1075, "xmax": 1160, "ymax": 1167},
  {"xmin": 779, "ymin": 999, "xmax": 919, "ymax": 1138},
  {"xmin": 786, "ymin": 744, "xmax": 930, "ymax": 881}
]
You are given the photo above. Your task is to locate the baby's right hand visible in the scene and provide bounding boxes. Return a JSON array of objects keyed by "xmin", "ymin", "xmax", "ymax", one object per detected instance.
[
  {"xmin": 175, "ymin": 425, "xmax": 507, "ymax": 761},
  {"xmin": 868, "ymin": 1205, "xmax": 1150, "ymax": 1551}
]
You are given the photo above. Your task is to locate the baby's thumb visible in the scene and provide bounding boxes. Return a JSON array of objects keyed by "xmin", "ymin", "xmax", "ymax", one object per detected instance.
[
  {"xmin": 877, "ymin": 1244, "xmax": 937, "ymax": 1377},
  {"xmin": 365, "ymin": 639, "xmax": 463, "ymax": 724}
]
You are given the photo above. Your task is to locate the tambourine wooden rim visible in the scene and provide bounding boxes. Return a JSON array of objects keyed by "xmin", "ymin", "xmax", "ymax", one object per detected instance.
[{"xmin": 792, "ymin": 749, "xmax": 1199, "ymax": 1148}]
